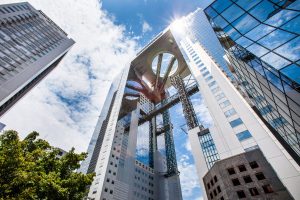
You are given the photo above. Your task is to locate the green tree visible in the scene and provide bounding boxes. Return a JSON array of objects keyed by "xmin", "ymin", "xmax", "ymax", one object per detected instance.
[{"xmin": 0, "ymin": 130, "xmax": 94, "ymax": 200}]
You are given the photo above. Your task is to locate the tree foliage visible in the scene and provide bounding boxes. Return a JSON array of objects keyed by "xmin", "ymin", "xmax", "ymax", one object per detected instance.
[{"xmin": 0, "ymin": 130, "xmax": 94, "ymax": 200}]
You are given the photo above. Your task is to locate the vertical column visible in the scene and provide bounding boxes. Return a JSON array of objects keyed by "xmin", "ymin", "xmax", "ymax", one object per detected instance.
[
  {"xmin": 149, "ymin": 117, "xmax": 157, "ymax": 168},
  {"xmin": 162, "ymin": 109, "xmax": 178, "ymax": 176}
]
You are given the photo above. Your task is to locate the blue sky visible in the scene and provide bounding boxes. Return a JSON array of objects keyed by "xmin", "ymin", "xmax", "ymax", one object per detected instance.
[
  {"xmin": 0, "ymin": 0, "xmax": 213, "ymax": 199},
  {"xmin": 102, "ymin": 0, "xmax": 210, "ymax": 46}
]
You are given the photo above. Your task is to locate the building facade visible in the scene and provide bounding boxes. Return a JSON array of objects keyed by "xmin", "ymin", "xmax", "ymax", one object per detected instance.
[
  {"xmin": 204, "ymin": 0, "xmax": 300, "ymax": 165},
  {"xmin": 80, "ymin": 6, "xmax": 300, "ymax": 200},
  {"xmin": 0, "ymin": 2, "xmax": 75, "ymax": 116}
]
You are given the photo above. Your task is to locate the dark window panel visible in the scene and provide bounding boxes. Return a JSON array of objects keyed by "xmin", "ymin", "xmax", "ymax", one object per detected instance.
[{"xmin": 237, "ymin": 190, "xmax": 246, "ymax": 198}]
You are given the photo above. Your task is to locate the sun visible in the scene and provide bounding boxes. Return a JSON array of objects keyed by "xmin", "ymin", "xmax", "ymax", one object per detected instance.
[{"xmin": 170, "ymin": 18, "xmax": 186, "ymax": 35}]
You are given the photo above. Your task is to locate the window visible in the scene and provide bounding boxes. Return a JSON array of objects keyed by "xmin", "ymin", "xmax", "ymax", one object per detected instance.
[
  {"xmin": 222, "ymin": 4, "xmax": 244, "ymax": 23},
  {"xmin": 212, "ymin": 87, "xmax": 221, "ymax": 94},
  {"xmin": 230, "ymin": 118, "xmax": 243, "ymax": 128},
  {"xmin": 270, "ymin": 117, "xmax": 287, "ymax": 128},
  {"xmin": 220, "ymin": 100, "xmax": 231, "ymax": 108},
  {"xmin": 260, "ymin": 105, "xmax": 273, "ymax": 115},
  {"xmin": 249, "ymin": 187, "xmax": 259, "ymax": 196},
  {"xmin": 217, "ymin": 186, "xmax": 221, "ymax": 193},
  {"xmin": 203, "ymin": 71, "xmax": 210, "ymax": 77},
  {"xmin": 92, "ymin": 191, "xmax": 97, "ymax": 194},
  {"xmin": 232, "ymin": 13, "xmax": 259, "ymax": 34},
  {"xmin": 207, "ymin": 183, "xmax": 211, "ymax": 189},
  {"xmin": 208, "ymin": 81, "xmax": 217, "ymax": 87},
  {"xmin": 238, "ymin": 164, "xmax": 247, "ymax": 172},
  {"xmin": 210, "ymin": 193, "xmax": 213, "ymax": 199},
  {"xmin": 213, "ymin": 189, "xmax": 217, "ymax": 196},
  {"xmin": 258, "ymin": 29, "xmax": 296, "ymax": 50},
  {"xmin": 104, "ymin": 188, "xmax": 108, "ymax": 192},
  {"xmin": 236, "ymin": 130, "xmax": 252, "ymax": 141},
  {"xmin": 205, "ymin": 76, "xmax": 213, "ymax": 82},
  {"xmin": 232, "ymin": 178, "xmax": 240, "ymax": 186},
  {"xmin": 255, "ymin": 172, "xmax": 266, "ymax": 180},
  {"xmin": 215, "ymin": 92, "xmax": 225, "ymax": 101},
  {"xmin": 224, "ymin": 108, "xmax": 236, "ymax": 117},
  {"xmin": 243, "ymin": 175, "xmax": 253, "ymax": 183},
  {"xmin": 262, "ymin": 184, "xmax": 274, "ymax": 194},
  {"xmin": 214, "ymin": 175, "xmax": 218, "ymax": 182},
  {"xmin": 237, "ymin": 190, "xmax": 246, "ymax": 198},
  {"xmin": 249, "ymin": 161, "xmax": 259, "ymax": 169},
  {"xmin": 110, "ymin": 190, "xmax": 113, "ymax": 194},
  {"xmin": 227, "ymin": 167, "xmax": 236, "ymax": 175}
]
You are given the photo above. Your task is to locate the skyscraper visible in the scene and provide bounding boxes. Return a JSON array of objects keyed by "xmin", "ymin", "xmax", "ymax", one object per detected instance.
[
  {"xmin": 204, "ymin": 0, "xmax": 300, "ymax": 165},
  {"xmin": 0, "ymin": 2, "xmax": 75, "ymax": 116},
  {"xmin": 80, "ymin": 6, "xmax": 300, "ymax": 200}
]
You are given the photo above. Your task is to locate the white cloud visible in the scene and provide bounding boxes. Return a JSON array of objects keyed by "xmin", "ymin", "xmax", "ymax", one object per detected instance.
[
  {"xmin": 142, "ymin": 20, "xmax": 152, "ymax": 33},
  {"xmin": 0, "ymin": 0, "xmax": 138, "ymax": 152},
  {"xmin": 178, "ymin": 154, "xmax": 201, "ymax": 198}
]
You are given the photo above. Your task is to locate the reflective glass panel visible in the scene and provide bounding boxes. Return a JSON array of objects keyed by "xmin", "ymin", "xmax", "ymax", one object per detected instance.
[
  {"xmin": 236, "ymin": 130, "xmax": 252, "ymax": 141},
  {"xmin": 232, "ymin": 13, "xmax": 260, "ymax": 34},
  {"xmin": 236, "ymin": 37, "xmax": 253, "ymax": 48},
  {"xmin": 230, "ymin": 118, "xmax": 243, "ymax": 128},
  {"xmin": 287, "ymin": 0, "xmax": 300, "ymax": 10},
  {"xmin": 212, "ymin": 0, "xmax": 232, "ymax": 13},
  {"xmin": 222, "ymin": 4, "xmax": 244, "ymax": 23},
  {"xmin": 224, "ymin": 108, "xmax": 237, "ymax": 117},
  {"xmin": 261, "ymin": 52, "xmax": 291, "ymax": 69},
  {"xmin": 214, "ymin": 15, "xmax": 228, "ymax": 29},
  {"xmin": 245, "ymin": 24, "xmax": 275, "ymax": 41},
  {"xmin": 260, "ymin": 105, "xmax": 273, "ymax": 115},
  {"xmin": 274, "ymin": 37, "xmax": 300, "ymax": 62},
  {"xmin": 265, "ymin": 10, "xmax": 298, "ymax": 27},
  {"xmin": 258, "ymin": 29, "xmax": 296, "ymax": 50},
  {"xmin": 205, "ymin": 7, "xmax": 218, "ymax": 19},
  {"xmin": 247, "ymin": 43, "xmax": 269, "ymax": 57},
  {"xmin": 281, "ymin": 64, "xmax": 300, "ymax": 84},
  {"xmin": 280, "ymin": 16, "xmax": 300, "ymax": 35},
  {"xmin": 224, "ymin": 25, "xmax": 241, "ymax": 41},
  {"xmin": 249, "ymin": 0, "xmax": 277, "ymax": 22},
  {"xmin": 236, "ymin": 0, "xmax": 262, "ymax": 11}
]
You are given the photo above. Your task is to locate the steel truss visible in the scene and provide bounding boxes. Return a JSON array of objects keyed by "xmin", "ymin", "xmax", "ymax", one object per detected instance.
[{"xmin": 170, "ymin": 75, "xmax": 199, "ymax": 130}]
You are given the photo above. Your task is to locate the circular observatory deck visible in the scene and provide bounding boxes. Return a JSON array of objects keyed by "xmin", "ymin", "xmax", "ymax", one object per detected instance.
[{"xmin": 120, "ymin": 29, "xmax": 192, "ymax": 118}]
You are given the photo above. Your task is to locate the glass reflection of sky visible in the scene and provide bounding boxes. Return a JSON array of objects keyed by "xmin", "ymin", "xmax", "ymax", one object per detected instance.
[{"xmin": 152, "ymin": 53, "xmax": 178, "ymax": 77}]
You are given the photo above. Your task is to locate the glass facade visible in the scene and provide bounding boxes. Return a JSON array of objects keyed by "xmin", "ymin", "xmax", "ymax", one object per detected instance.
[
  {"xmin": 205, "ymin": 0, "xmax": 300, "ymax": 164},
  {"xmin": 198, "ymin": 131, "xmax": 220, "ymax": 168},
  {"xmin": 184, "ymin": 9, "xmax": 234, "ymax": 80}
]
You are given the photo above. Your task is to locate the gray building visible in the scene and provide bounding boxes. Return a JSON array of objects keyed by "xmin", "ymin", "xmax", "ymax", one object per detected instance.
[
  {"xmin": 0, "ymin": 2, "xmax": 75, "ymax": 116},
  {"xmin": 204, "ymin": 0, "xmax": 300, "ymax": 165}
]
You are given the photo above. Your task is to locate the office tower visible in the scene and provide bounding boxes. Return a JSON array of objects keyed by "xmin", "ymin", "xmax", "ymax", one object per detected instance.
[
  {"xmin": 0, "ymin": 2, "xmax": 75, "ymax": 116},
  {"xmin": 203, "ymin": 0, "xmax": 300, "ymax": 165},
  {"xmin": 80, "ymin": 8, "xmax": 299, "ymax": 200}
]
